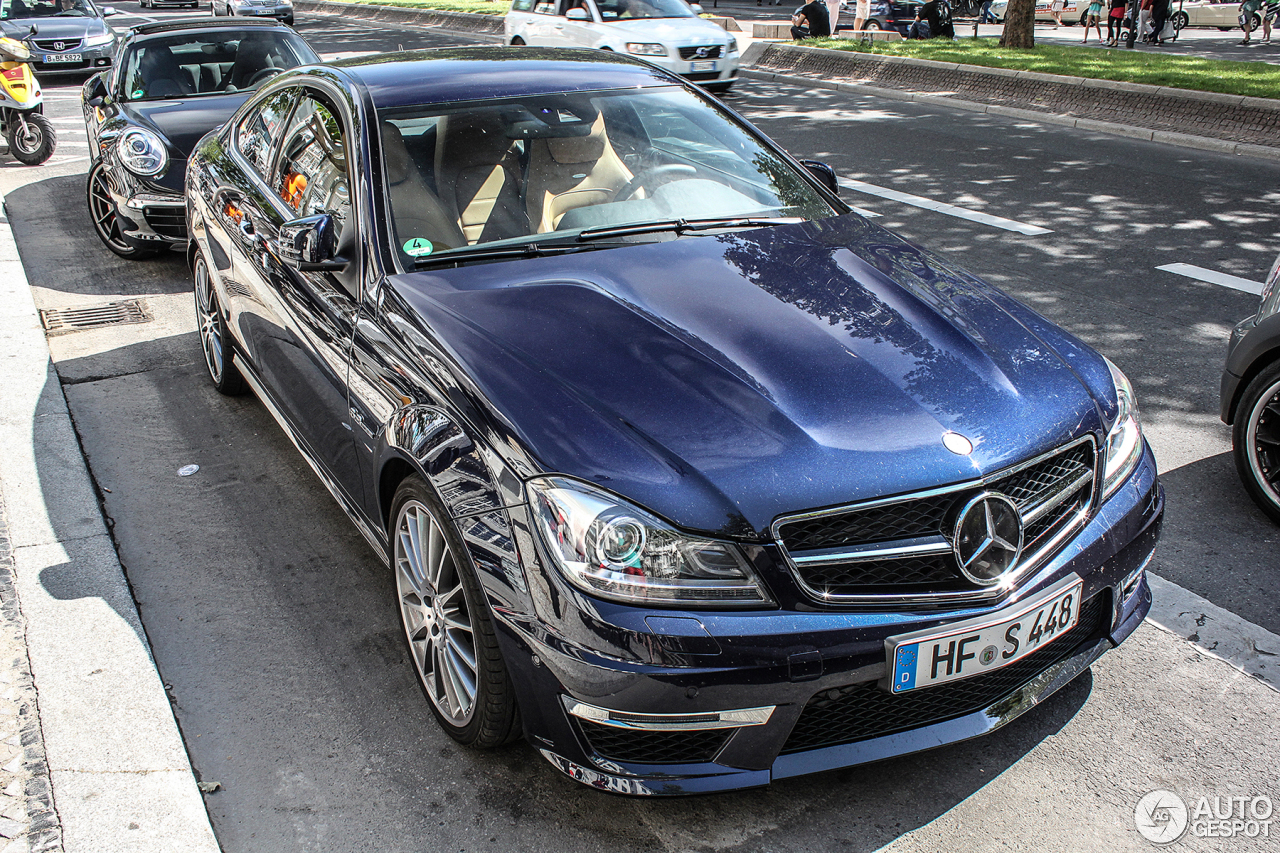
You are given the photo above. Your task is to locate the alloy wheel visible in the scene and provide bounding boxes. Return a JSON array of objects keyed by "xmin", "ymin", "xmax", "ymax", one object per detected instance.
[
  {"xmin": 1244, "ymin": 376, "xmax": 1280, "ymax": 514},
  {"xmin": 194, "ymin": 258, "xmax": 224, "ymax": 385},
  {"xmin": 394, "ymin": 500, "xmax": 479, "ymax": 726}
]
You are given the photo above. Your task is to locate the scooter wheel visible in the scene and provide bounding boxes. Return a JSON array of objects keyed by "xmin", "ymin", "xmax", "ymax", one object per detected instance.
[{"xmin": 8, "ymin": 113, "xmax": 56, "ymax": 166}]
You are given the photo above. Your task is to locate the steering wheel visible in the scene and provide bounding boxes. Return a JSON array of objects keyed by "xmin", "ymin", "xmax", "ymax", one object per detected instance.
[
  {"xmin": 615, "ymin": 164, "xmax": 698, "ymax": 202},
  {"xmin": 245, "ymin": 67, "xmax": 282, "ymax": 87}
]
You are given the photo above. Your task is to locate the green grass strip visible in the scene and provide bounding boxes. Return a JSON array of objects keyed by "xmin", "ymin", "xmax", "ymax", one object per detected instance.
[{"xmin": 801, "ymin": 36, "xmax": 1280, "ymax": 100}]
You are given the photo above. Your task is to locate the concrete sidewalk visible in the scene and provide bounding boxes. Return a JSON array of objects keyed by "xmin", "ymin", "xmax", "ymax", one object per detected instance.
[{"xmin": 0, "ymin": 198, "xmax": 220, "ymax": 852}]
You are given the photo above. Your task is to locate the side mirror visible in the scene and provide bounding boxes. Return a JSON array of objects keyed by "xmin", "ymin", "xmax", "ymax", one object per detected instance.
[
  {"xmin": 565, "ymin": 7, "xmax": 590, "ymax": 19},
  {"xmin": 102, "ymin": 6, "xmax": 118, "ymax": 15},
  {"xmin": 799, "ymin": 159, "xmax": 840, "ymax": 197},
  {"xmin": 691, "ymin": 3, "xmax": 704, "ymax": 12},
  {"xmin": 85, "ymin": 73, "xmax": 109, "ymax": 107},
  {"xmin": 277, "ymin": 214, "xmax": 346, "ymax": 272}
]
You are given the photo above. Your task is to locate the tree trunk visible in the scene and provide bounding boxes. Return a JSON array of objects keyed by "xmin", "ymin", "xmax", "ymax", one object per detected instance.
[{"xmin": 999, "ymin": 0, "xmax": 1037, "ymax": 46}]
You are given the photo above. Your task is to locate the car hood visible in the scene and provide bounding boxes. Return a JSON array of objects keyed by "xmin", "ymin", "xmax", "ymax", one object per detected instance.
[
  {"xmin": 125, "ymin": 93, "xmax": 248, "ymax": 192},
  {"xmin": 2, "ymin": 16, "xmax": 109, "ymax": 38},
  {"xmin": 391, "ymin": 216, "xmax": 1112, "ymax": 539},
  {"xmin": 602, "ymin": 17, "xmax": 733, "ymax": 43}
]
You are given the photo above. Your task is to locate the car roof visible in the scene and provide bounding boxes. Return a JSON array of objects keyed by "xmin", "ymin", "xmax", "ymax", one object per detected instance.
[
  {"xmin": 128, "ymin": 17, "xmax": 291, "ymax": 38},
  {"xmin": 329, "ymin": 47, "xmax": 678, "ymax": 110}
]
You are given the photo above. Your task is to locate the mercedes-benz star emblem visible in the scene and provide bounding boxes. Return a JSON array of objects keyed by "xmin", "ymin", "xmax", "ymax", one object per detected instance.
[{"xmin": 953, "ymin": 492, "xmax": 1023, "ymax": 585}]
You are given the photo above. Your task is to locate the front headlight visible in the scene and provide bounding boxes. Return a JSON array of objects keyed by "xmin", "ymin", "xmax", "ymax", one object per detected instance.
[
  {"xmin": 1255, "ymin": 253, "xmax": 1280, "ymax": 321},
  {"xmin": 727, "ymin": 37, "xmax": 738, "ymax": 53},
  {"xmin": 84, "ymin": 32, "xmax": 114, "ymax": 47},
  {"xmin": 527, "ymin": 477, "xmax": 773, "ymax": 608},
  {"xmin": 626, "ymin": 42, "xmax": 667, "ymax": 56},
  {"xmin": 1101, "ymin": 357, "xmax": 1144, "ymax": 500},
  {"xmin": 117, "ymin": 128, "xmax": 169, "ymax": 177}
]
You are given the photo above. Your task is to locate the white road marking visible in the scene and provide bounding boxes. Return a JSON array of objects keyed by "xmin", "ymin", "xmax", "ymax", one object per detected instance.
[
  {"xmin": 837, "ymin": 176, "xmax": 1053, "ymax": 236},
  {"xmin": 1157, "ymin": 263, "xmax": 1265, "ymax": 296}
]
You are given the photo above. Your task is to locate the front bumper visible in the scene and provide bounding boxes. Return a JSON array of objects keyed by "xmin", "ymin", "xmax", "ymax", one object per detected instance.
[
  {"xmin": 97, "ymin": 163, "xmax": 188, "ymax": 249},
  {"xmin": 644, "ymin": 52, "xmax": 740, "ymax": 86},
  {"xmin": 494, "ymin": 444, "xmax": 1163, "ymax": 794},
  {"xmin": 32, "ymin": 43, "xmax": 113, "ymax": 73},
  {"xmin": 229, "ymin": 4, "xmax": 293, "ymax": 19}
]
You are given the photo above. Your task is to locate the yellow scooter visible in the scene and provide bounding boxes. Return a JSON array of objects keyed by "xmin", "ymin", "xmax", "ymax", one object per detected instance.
[{"xmin": 0, "ymin": 33, "xmax": 55, "ymax": 165}]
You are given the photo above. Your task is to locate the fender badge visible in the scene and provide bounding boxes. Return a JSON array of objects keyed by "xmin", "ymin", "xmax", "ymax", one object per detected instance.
[{"xmin": 942, "ymin": 431, "xmax": 974, "ymax": 455}]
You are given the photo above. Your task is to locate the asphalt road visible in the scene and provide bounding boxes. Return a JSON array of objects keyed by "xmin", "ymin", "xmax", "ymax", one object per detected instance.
[{"xmin": 4, "ymin": 7, "xmax": 1279, "ymax": 851}]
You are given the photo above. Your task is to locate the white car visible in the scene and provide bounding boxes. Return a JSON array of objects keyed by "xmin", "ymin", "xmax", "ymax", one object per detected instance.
[
  {"xmin": 987, "ymin": 0, "xmax": 1089, "ymax": 24},
  {"xmin": 1172, "ymin": 0, "xmax": 1261, "ymax": 30},
  {"xmin": 505, "ymin": 0, "xmax": 739, "ymax": 92}
]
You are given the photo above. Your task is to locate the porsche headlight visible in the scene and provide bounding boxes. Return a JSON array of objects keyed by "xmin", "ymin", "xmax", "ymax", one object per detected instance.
[
  {"xmin": 1101, "ymin": 357, "xmax": 1144, "ymax": 500},
  {"xmin": 116, "ymin": 128, "xmax": 168, "ymax": 177},
  {"xmin": 528, "ymin": 477, "xmax": 772, "ymax": 608},
  {"xmin": 626, "ymin": 42, "xmax": 667, "ymax": 56}
]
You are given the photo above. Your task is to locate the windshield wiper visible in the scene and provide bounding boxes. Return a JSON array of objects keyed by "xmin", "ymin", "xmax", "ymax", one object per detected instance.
[
  {"xmin": 411, "ymin": 240, "xmax": 627, "ymax": 268},
  {"xmin": 576, "ymin": 217, "xmax": 805, "ymax": 242}
]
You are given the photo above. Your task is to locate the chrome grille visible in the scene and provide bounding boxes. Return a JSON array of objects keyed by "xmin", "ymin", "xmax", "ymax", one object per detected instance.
[
  {"xmin": 33, "ymin": 39, "xmax": 82, "ymax": 52},
  {"xmin": 678, "ymin": 45, "xmax": 723, "ymax": 59},
  {"xmin": 774, "ymin": 437, "xmax": 1098, "ymax": 604}
]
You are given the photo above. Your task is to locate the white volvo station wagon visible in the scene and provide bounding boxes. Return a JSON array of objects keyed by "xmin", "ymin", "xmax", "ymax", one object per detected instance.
[{"xmin": 505, "ymin": 0, "xmax": 739, "ymax": 92}]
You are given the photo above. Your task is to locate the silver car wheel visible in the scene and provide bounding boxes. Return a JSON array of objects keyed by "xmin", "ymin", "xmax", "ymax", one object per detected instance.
[
  {"xmin": 394, "ymin": 499, "xmax": 479, "ymax": 726},
  {"xmin": 194, "ymin": 258, "xmax": 224, "ymax": 384},
  {"xmin": 1245, "ymin": 376, "xmax": 1280, "ymax": 512}
]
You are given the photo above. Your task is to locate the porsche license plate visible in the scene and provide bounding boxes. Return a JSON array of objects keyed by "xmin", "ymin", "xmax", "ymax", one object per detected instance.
[
  {"xmin": 883, "ymin": 575, "xmax": 1083, "ymax": 694},
  {"xmin": 44, "ymin": 53, "xmax": 81, "ymax": 63},
  {"xmin": 690, "ymin": 60, "xmax": 717, "ymax": 72}
]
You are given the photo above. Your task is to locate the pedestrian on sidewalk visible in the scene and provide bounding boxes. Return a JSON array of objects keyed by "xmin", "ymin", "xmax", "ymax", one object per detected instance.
[
  {"xmin": 1263, "ymin": 0, "xmax": 1277, "ymax": 42},
  {"xmin": 791, "ymin": 0, "xmax": 832, "ymax": 39},
  {"xmin": 1050, "ymin": 0, "xmax": 1065, "ymax": 25},
  {"xmin": 855, "ymin": 0, "xmax": 870, "ymax": 30},
  {"xmin": 1240, "ymin": 0, "xmax": 1262, "ymax": 43},
  {"xmin": 1083, "ymin": 0, "xmax": 1104, "ymax": 41},
  {"xmin": 825, "ymin": 0, "xmax": 843, "ymax": 33},
  {"xmin": 1107, "ymin": 0, "xmax": 1127, "ymax": 43},
  {"xmin": 1137, "ymin": 0, "xmax": 1153, "ymax": 41},
  {"xmin": 1149, "ymin": 0, "xmax": 1169, "ymax": 42}
]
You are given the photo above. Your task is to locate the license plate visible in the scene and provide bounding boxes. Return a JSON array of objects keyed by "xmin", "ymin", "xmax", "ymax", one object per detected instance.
[
  {"xmin": 43, "ymin": 53, "xmax": 81, "ymax": 63},
  {"xmin": 690, "ymin": 60, "xmax": 717, "ymax": 72},
  {"xmin": 883, "ymin": 575, "xmax": 1083, "ymax": 694}
]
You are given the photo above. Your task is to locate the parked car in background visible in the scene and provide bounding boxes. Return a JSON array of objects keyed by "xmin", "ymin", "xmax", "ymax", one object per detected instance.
[
  {"xmin": 0, "ymin": 0, "xmax": 118, "ymax": 74},
  {"xmin": 987, "ymin": 0, "xmax": 1086, "ymax": 23},
  {"xmin": 184, "ymin": 46, "xmax": 1162, "ymax": 794},
  {"xmin": 213, "ymin": 0, "xmax": 295, "ymax": 27},
  {"xmin": 82, "ymin": 18, "xmax": 317, "ymax": 258},
  {"xmin": 1221, "ymin": 252, "xmax": 1280, "ymax": 525},
  {"xmin": 1172, "ymin": 0, "xmax": 1261, "ymax": 30},
  {"xmin": 841, "ymin": 0, "xmax": 922, "ymax": 32},
  {"xmin": 505, "ymin": 0, "xmax": 738, "ymax": 92},
  {"xmin": 139, "ymin": 0, "xmax": 201, "ymax": 11}
]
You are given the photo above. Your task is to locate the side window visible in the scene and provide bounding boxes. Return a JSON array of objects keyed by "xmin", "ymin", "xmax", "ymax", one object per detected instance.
[
  {"xmin": 532, "ymin": 1, "xmax": 555, "ymax": 12},
  {"xmin": 272, "ymin": 95, "xmax": 351, "ymax": 243},
  {"xmin": 511, "ymin": 0, "xmax": 533, "ymax": 10},
  {"xmin": 235, "ymin": 89, "xmax": 296, "ymax": 180}
]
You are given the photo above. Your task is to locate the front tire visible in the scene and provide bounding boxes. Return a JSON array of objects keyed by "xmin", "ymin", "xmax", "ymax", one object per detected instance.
[
  {"xmin": 390, "ymin": 477, "xmax": 520, "ymax": 747},
  {"xmin": 8, "ymin": 113, "xmax": 55, "ymax": 166},
  {"xmin": 1233, "ymin": 362, "xmax": 1280, "ymax": 524},
  {"xmin": 1172, "ymin": 11, "xmax": 1188, "ymax": 29},
  {"xmin": 510, "ymin": 35, "xmax": 525, "ymax": 45},
  {"xmin": 194, "ymin": 254, "xmax": 246, "ymax": 396},
  {"xmin": 862, "ymin": 19, "xmax": 882, "ymax": 29},
  {"xmin": 87, "ymin": 162, "xmax": 159, "ymax": 259}
]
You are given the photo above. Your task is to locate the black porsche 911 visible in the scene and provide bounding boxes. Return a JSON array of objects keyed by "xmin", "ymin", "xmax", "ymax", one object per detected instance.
[{"xmin": 82, "ymin": 17, "xmax": 317, "ymax": 258}]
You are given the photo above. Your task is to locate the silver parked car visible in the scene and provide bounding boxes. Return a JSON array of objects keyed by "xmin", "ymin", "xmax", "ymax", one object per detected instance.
[{"xmin": 212, "ymin": 0, "xmax": 294, "ymax": 26}]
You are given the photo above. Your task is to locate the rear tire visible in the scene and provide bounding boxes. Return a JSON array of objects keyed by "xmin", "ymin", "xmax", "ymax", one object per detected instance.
[
  {"xmin": 1233, "ymin": 361, "xmax": 1280, "ymax": 524},
  {"xmin": 862, "ymin": 19, "xmax": 882, "ymax": 29},
  {"xmin": 1173, "ymin": 11, "xmax": 1188, "ymax": 29},
  {"xmin": 390, "ymin": 476, "xmax": 521, "ymax": 748},
  {"xmin": 510, "ymin": 36, "xmax": 525, "ymax": 45},
  {"xmin": 8, "ymin": 112, "xmax": 55, "ymax": 166}
]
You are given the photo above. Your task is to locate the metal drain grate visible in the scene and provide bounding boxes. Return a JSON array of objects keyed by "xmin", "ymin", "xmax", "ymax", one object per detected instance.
[{"xmin": 40, "ymin": 300, "xmax": 152, "ymax": 334}]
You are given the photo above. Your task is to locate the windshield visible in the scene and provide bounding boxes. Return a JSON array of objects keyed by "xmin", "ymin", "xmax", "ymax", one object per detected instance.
[
  {"xmin": 1, "ymin": 0, "xmax": 99, "ymax": 19},
  {"xmin": 379, "ymin": 86, "xmax": 838, "ymax": 268},
  {"xmin": 120, "ymin": 31, "xmax": 316, "ymax": 101},
  {"xmin": 594, "ymin": 0, "xmax": 695, "ymax": 19}
]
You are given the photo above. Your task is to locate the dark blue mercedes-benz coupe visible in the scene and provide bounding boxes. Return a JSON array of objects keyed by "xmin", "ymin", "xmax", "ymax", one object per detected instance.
[{"xmin": 184, "ymin": 47, "xmax": 1164, "ymax": 795}]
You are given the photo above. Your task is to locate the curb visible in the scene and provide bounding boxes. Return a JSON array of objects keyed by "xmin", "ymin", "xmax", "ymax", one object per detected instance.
[{"xmin": 0, "ymin": 199, "xmax": 221, "ymax": 853}]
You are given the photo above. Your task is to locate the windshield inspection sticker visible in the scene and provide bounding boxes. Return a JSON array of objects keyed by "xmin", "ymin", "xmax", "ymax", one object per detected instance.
[{"xmin": 403, "ymin": 238, "xmax": 433, "ymax": 257}]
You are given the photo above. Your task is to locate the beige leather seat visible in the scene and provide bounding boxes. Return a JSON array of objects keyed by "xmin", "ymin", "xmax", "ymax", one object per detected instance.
[
  {"xmin": 380, "ymin": 122, "xmax": 465, "ymax": 254},
  {"xmin": 525, "ymin": 114, "xmax": 633, "ymax": 234},
  {"xmin": 434, "ymin": 114, "xmax": 529, "ymax": 245}
]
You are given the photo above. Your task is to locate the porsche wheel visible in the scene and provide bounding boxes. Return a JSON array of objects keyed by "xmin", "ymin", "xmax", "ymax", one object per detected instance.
[
  {"xmin": 87, "ymin": 162, "xmax": 159, "ymax": 259},
  {"xmin": 390, "ymin": 477, "xmax": 520, "ymax": 747},
  {"xmin": 1233, "ymin": 362, "xmax": 1280, "ymax": 524}
]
